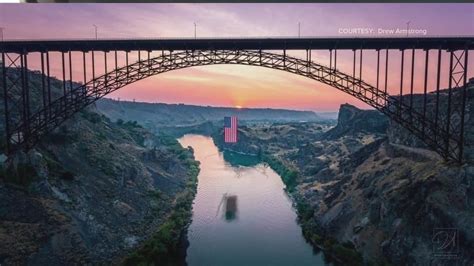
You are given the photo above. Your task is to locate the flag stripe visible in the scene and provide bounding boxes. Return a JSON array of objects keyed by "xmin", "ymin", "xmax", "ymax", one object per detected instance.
[{"xmin": 224, "ymin": 116, "xmax": 238, "ymax": 143}]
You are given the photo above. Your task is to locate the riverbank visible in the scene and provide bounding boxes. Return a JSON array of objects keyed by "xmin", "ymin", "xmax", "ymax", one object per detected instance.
[
  {"xmin": 178, "ymin": 134, "xmax": 326, "ymax": 265},
  {"xmin": 122, "ymin": 174, "xmax": 199, "ymax": 266},
  {"xmin": 214, "ymin": 145, "xmax": 363, "ymax": 265},
  {"xmin": 208, "ymin": 103, "xmax": 474, "ymax": 265},
  {"xmin": 209, "ymin": 120, "xmax": 364, "ymax": 264},
  {"xmin": 0, "ymin": 104, "xmax": 201, "ymax": 264},
  {"xmin": 122, "ymin": 137, "xmax": 200, "ymax": 265},
  {"xmin": 260, "ymin": 152, "xmax": 362, "ymax": 265}
]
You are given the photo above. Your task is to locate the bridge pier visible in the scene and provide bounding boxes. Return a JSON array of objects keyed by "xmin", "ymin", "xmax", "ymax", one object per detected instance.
[{"xmin": 1, "ymin": 52, "xmax": 10, "ymax": 154}]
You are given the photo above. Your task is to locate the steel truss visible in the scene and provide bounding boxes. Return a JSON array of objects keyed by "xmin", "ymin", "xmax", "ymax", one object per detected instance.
[{"xmin": 0, "ymin": 49, "xmax": 470, "ymax": 162}]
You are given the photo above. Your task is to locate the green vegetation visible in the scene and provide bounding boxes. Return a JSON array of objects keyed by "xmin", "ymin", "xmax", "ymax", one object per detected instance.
[
  {"xmin": 155, "ymin": 134, "xmax": 183, "ymax": 149},
  {"xmin": 123, "ymin": 136, "xmax": 200, "ymax": 266},
  {"xmin": 43, "ymin": 126, "xmax": 79, "ymax": 145},
  {"xmin": 81, "ymin": 111, "xmax": 110, "ymax": 124},
  {"xmin": 2, "ymin": 163, "xmax": 37, "ymax": 186},
  {"xmin": 211, "ymin": 126, "xmax": 366, "ymax": 265},
  {"xmin": 123, "ymin": 191, "xmax": 193, "ymax": 265},
  {"xmin": 297, "ymin": 200, "xmax": 363, "ymax": 265},
  {"xmin": 114, "ymin": 118, "xmax": 147, "ymax": 146},
  {"xmin": 261, "ymin": 153, "xmax": 298, "ymax": 190},
  {"xmin": 260, "ymin": 152, "xmax": 363, "ymax": 265},
  {"xmin": 222, "ymin": 150, "xmax": 261, "ymax": 167},
  {"xmin": 328, "ymin": 242, "xmax": 363, "ymax": 265},
  {"xmin": 296, "ymin": 201, "xmax": 314, "ymax": 221}
]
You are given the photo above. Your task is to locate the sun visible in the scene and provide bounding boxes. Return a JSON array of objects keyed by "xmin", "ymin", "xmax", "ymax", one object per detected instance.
[{"xmin": 235, "ymin": 105, "xmax": 243, "ymax": 109}]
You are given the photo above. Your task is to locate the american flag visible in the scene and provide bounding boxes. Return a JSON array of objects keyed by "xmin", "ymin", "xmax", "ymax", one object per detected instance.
[{"xmin": 224, "ymin": 116, "xmax": 238, "ymax": 143}]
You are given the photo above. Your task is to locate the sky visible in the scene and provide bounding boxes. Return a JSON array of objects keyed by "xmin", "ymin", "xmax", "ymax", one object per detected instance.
[{"xmin": 0, "ymin": 3, "xmax": 473, "ymax": 111}]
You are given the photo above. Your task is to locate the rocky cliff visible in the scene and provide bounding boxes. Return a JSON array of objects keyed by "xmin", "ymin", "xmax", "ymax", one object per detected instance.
[
  {"xmin": 211, "ymin": 102, "xmax": 474, "ymax": 265},
  {"xmin": 323, "ymin": 104, "xmax": 389, "ymax": 140},
  {"xmin": 0, "ymin": 70, "xmax": 199, "ymax": 265},
  {"xmin": 387, "ymin": 78, "xmax": 474, "ymax": 162}
]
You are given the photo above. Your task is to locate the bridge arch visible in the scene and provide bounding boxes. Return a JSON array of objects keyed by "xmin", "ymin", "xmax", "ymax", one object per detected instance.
[{"xmin": 8, "ymin": 49, "xmax": 460, "ymax": 161}]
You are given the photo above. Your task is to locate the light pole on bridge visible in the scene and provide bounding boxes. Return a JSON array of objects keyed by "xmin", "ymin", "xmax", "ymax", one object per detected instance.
[
  {"xmin": 194, "ymin": 22, "xmax": 197, "ymax": 39},
  {"xmin": 406, "ymin": 21, "xmax": 411, "ymax": 37},
  {"xmin": 93, "ymin": 24, "xmax": 98, "ymax": 40},
  {"xmin": 298, "ymin": 22, "xmax": 301, "ymax": 38},
  {"xmin": 0, "ymin": 27, "xmax": 4, "ymax": 42}
]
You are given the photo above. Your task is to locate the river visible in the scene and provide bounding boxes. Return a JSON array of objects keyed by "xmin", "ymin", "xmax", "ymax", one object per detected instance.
[{"xmin": 178, "ymin": 134, "xmax": 329, "ymax": 266}]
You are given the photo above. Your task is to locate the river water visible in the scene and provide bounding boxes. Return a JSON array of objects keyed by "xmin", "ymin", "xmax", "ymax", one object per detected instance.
[{"xmin": 178, "ymin": 134, "xmax": 328, "ymax": 266}]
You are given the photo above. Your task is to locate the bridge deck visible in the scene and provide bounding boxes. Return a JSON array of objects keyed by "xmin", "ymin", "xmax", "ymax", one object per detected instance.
[{"xmin": 1, "ymin": 37, "xmax": 473, "ymax": 53}]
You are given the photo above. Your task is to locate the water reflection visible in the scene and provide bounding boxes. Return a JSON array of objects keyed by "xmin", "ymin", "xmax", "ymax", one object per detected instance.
[
  {"xmin": 216, "ymin": 193, "xmax": 239, "ymax": 222},
  {"xmin": 224, "ymin": 194, "xmax": 238, "ymax": 221},
  {"xmin": 178, "ymin": 135, "xmax": 329, "ymax": 266}
]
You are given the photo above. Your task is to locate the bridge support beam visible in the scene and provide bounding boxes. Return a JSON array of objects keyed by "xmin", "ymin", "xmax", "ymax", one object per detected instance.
[
  {"xmin": 448, "ymin": 49, "xmax": 469, "ymax": 162},
  {"xmin": 1, "ymin": 52, "xmax": 10, "ymax": 154},
  {"xmin": 422, "ymin": 49, "xmax": 429, "ymax": 137},
  {"xmin": 0, "ymin": 47, "xmax": 471, "ymax": 163}
]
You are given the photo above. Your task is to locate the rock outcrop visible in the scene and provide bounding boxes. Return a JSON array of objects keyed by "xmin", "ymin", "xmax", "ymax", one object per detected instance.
[
  {"xmin": 0, "ymin": 70, "xmax": 199, "ymax": 265},
  {"xmin": 387, "ymin": 78, "xmax": 474, "ymax": 162},
  {"xmin": 323, "ymin": 103, "xmax": 389, "ymax": 140},
  {"xmin": 211, "ymin": 101, "xmax": 474, "ymax": 265}
]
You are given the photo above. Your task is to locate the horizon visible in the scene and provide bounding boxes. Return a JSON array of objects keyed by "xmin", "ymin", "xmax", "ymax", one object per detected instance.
[{"xmin": 101, "ymin": 97, "xmax": 343, "ymax": 113}]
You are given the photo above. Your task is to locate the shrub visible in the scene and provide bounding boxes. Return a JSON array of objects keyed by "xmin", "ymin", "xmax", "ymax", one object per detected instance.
[
  {"xmin": 82, "ymin": 111, "xmax": 102, "ymax": 124},
  {"xmin": 60, "ymin": 171, "xmax": 75, "ymax": 180},
  {"xmin": 297, "ymin": 202, "xmax": 314, "ymax": 221},
  {"xmin": 331, "ymin": 244, "xmax": 363, "ymax": 266},
  {"xmin": 123, "ymin": 154, "xmax": 200, "ymax": 265},
  {"xmin": 261, "ymin": 153, "xmax": 298, "ymax": 191},
  {"xmin": 311, "ymin": 233, "xmax": 323, "ymax": 245},
  {"xmin": 5, "ymin": 163, "xmax": 37, "ymax": 186}
]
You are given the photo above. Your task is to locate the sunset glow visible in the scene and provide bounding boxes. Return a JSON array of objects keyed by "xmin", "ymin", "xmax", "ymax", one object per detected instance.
[{"xmin": 1, "ymin": 4, "xmax": 473, "ymax": 111}]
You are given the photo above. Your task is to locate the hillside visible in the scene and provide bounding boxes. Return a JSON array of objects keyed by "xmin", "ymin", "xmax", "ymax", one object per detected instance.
[
  {"xmin": 0, "ymin": 69, "xmax": 199, "ymax": 264},
  {"xmin": 96, "ymin": 98, "xmax": 328, "ymax": 129},
  {"xmin": 210, "ymin": 103, "xmax": 474, "ymax": 265}
]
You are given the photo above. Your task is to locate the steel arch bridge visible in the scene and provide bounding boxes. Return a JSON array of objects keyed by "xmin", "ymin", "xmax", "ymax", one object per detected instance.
[{"xmin": 1, "ymin": 37, "xmax": 473, "ymax": 162}]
